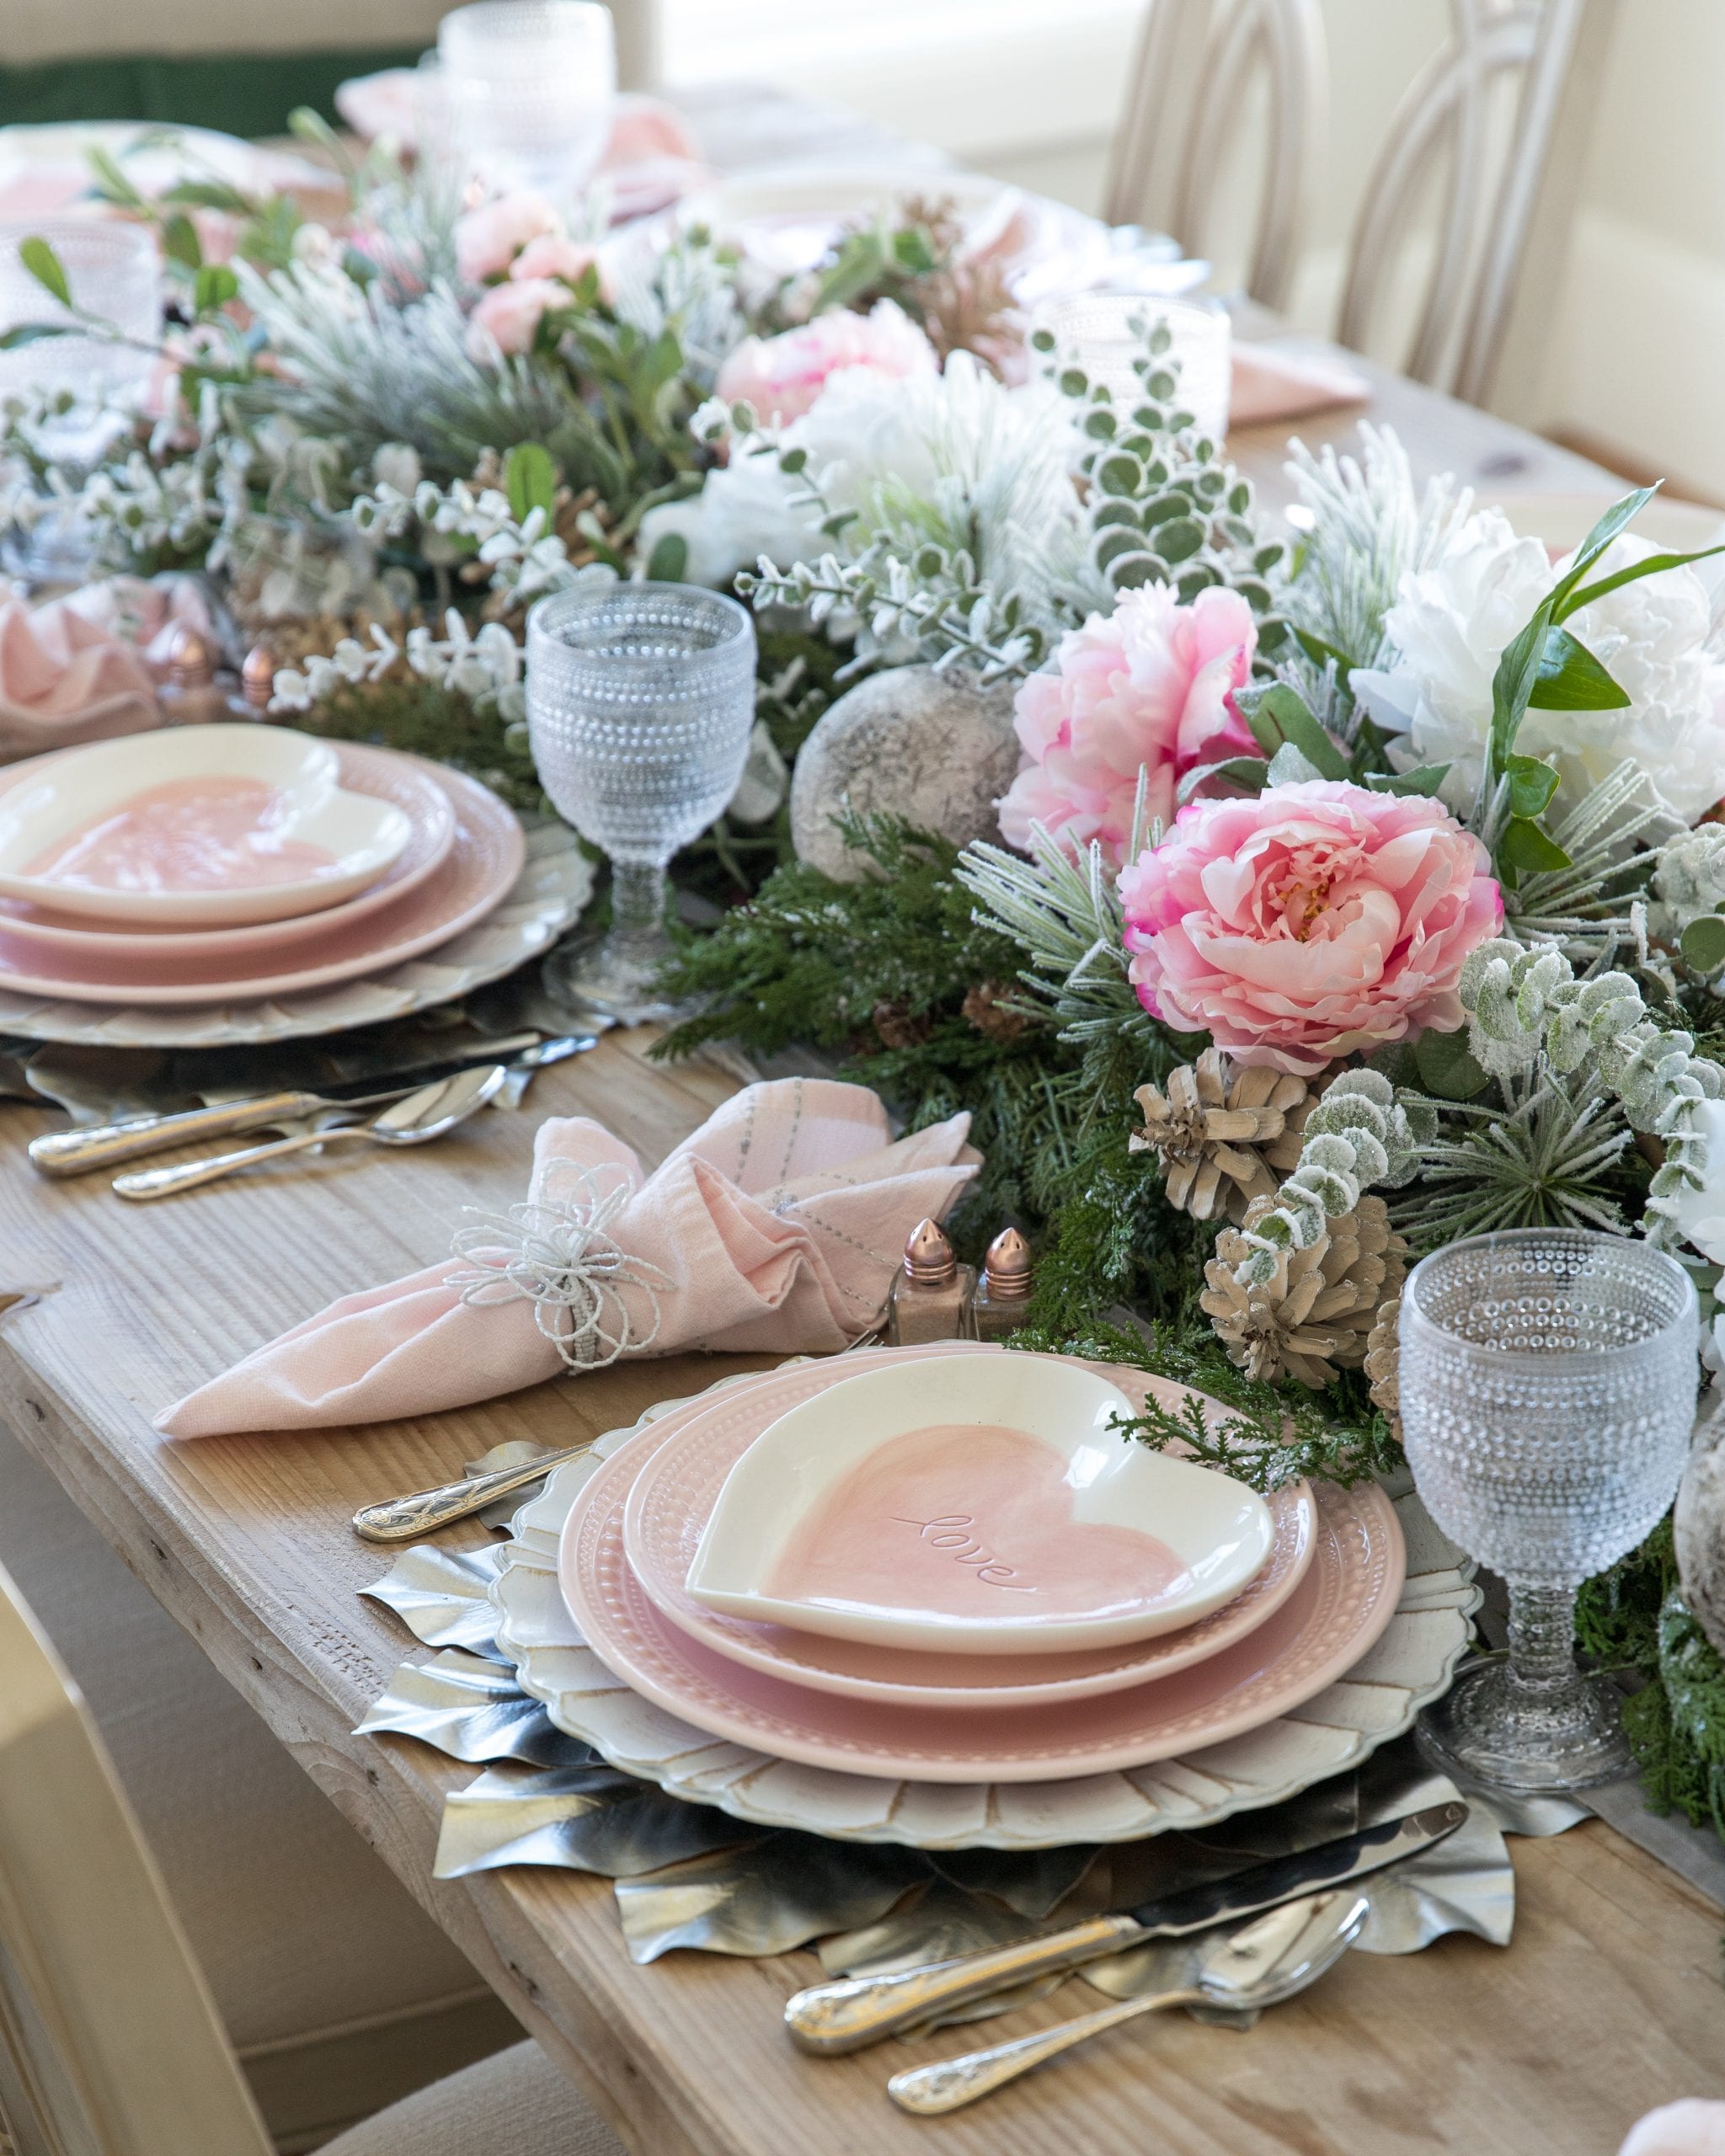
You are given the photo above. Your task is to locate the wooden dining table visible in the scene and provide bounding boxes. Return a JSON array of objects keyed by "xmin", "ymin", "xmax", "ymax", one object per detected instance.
[{"xmin": 3, "ymin": 85, "xmax": 1723, "ymax": 2156}]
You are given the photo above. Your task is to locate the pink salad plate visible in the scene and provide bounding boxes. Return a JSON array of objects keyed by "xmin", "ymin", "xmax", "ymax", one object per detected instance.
[
  {"xmin": 0, "ymin": 741, "xmax": 455, "ymax": 961},
  {"xmin": 621, "ymin": 1353, "xmax": 1319, "ymax": 1708},
  {"xmin": 0, "ymin": 755, "xmax": 523, "ymax": 1004},
  {"xmin": 560, "ymin": 1412, "xmax": 1405, "ymax": 1784}
]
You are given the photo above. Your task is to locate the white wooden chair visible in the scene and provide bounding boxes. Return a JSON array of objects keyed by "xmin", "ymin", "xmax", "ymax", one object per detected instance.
[
  {"xmin": 1336, "ymin": 0, "xmax": 1618, "ymax": 406},
  {"xmin": 0, "ymin": 1555, "xmax": 622, "ymax": 2156},
  {"xmin": 1103, "ymin": 0, "xmax": 1327, "ymax": 312}
]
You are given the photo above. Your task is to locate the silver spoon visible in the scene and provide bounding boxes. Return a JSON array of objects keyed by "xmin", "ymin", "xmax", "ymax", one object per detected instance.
[
  {"xmin": 886, "ymin": 1888, "xmax": 1370, "ymax": 2116},
  {"xmin": 110, "ymin": 1064, "xmax": 509, "ymax": 1200},
  {"xmin": 350, "ymin": 1438, "xmax": 598, "ymax": 1542}
]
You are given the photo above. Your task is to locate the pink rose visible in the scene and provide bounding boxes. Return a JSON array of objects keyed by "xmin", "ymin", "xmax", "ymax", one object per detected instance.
[
  {"xmin": 510, "ymin": 233, "xmax": 606, "ymax": 295},
  {"xmin": 999, "ymin": 584, "xmax": 1259, "ymax": 866},
  {"xmin": 714, "ymin": 299, "xmax": 937, "ymax": 426},
  {"xmin": 1119, "ymin": 779, "xmax": 1503, "ymax": 1075},
  {"xmin": 464, "ymin": 277, "xmax": 566, "ymax": 360},
  {"xmin": 454, "ymin": 191, "xmax": 561, "ymax": 283}
]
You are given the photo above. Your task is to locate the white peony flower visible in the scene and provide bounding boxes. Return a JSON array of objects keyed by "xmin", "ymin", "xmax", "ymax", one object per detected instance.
[
  {"xmin": 1667, "ymin": 1095, "xmax": 1725, "ymax": 1263},
  {"xmin": 1354, "ymin": 515, "xmax": 1725, "ymax": 825}
]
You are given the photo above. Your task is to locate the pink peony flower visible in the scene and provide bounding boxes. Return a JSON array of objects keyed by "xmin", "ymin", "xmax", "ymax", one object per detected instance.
[
  {"xmin": 454, "ymin": 191, "xmax": 560, "ymax": 284},
  {"xmin": 1119, "ymin": 779, "xmax": 1503, "ymax": 1075},
  {"xmin": 510, "ymin": 233, "xmax": 606, "ymax": 294},
  {"xmin": 999, "ymin": 584, "xmax": 1259, "ymax": 866},
  {"xmin": 464, "ymin": 277, "xmax": 566, "ymax": 360},
  {"xmin": 714, "ymin": 299, "xmax": 937, "ymax": 427}
]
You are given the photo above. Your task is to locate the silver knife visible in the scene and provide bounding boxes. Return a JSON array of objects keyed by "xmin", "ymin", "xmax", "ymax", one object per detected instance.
[
  {"xmin": 782, "ymin": 1800, "xmax": 1467, "ymax": 2053},
  {"xmin": 27, "ymin": 1033, "xmax": 599, "ymax": 1179}
]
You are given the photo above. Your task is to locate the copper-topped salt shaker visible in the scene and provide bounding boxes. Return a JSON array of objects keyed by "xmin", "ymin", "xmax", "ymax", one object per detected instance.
[
  {"xmin": 969, "ymin": 1225, "xmax": 1033, "ymax": 1342},
  {"xmin": 885, "ymin": 1217, "xmax": 977, "ymax": 1345},
  {"xmin": 238, "ymin": 640, "xmax": 279, "ymax": 718}
]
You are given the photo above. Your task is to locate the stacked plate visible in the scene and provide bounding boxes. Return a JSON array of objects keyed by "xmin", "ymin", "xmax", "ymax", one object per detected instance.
[
  {"xmin": 0, "ymin": 723, "xmax": 592, "ymax": 1046},
  {"xmin": 493, "ymin": 1345, "xmax": 1479, "ymax": 1849}
]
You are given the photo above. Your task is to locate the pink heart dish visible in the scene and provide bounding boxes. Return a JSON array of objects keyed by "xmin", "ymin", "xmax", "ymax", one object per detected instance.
[{"xmin": 682, "ymin": 1354, "xmax": 1274, "ymax": 1654}]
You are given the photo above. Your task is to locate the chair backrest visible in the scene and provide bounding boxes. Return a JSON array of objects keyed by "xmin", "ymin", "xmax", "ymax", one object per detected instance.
[
  {"xmin": 0, "ymin": 1561, "xmax": 273, "ymax": 2156},
  {"xmin": 1103, "ymin": 0, "xmax": 1327, "ymax": 312},
  {"xmin": 1337, "ymin": 0, "xmax": 1617, "ymax": 404}
]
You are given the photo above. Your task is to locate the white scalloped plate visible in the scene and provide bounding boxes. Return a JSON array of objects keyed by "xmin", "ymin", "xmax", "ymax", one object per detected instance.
[
  {"xmin": 0, "ymin": 819, "xmax": 591, "ymax": 1046},
  {"xmin": 490, "ymin": 1367, "xmax": 1479, "ymax": 1849}
]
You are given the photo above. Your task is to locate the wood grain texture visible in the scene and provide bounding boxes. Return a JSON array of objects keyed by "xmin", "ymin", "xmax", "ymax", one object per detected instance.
[{"xmin": 2, "ymin": 1023, "xmax": 1722, "ymax": 2154}]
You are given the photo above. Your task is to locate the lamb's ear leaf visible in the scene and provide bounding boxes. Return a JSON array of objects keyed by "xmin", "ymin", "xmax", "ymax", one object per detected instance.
[
  {"xmin": 1176, "ymin": 755, "xmax": 1268, "ymax": 804},
  {"xmin": 1364, "ymin": 763, "xmax": 1451, "ymax": 798}
]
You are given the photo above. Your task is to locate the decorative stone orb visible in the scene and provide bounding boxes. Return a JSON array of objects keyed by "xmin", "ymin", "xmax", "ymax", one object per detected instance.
[
  {"xmin": 1675, "ymin": 1399, "xmax": 1725, "ymax": 1662},
  {"xmin": 790, "ymin": 664, "xmax": 1023, "ymax": 882}
]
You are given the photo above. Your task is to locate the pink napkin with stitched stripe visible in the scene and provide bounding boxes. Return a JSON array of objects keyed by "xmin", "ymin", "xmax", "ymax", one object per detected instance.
[
  {"xmin": 1230, "ymin": 342, "xmax": 1370, "ymax": 428},
  {"xmin": 156, "ymin": 1079, "xmax": 979, "ymax": 1439},
  {"xmin": 0, "ymin": 597, "xmax": 161, "ymax": 761}
]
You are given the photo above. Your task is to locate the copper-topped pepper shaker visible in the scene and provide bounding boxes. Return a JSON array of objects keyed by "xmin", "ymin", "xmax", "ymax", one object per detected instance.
[
  {"xmin": 885, "ymin": 1217, "xmax": 977, "ymax": 1346},
  {"xmin": 969, "ymin": 1225, "xmax": 1033, "ymax": 1342},
  {"xmin": 158, "ymin": 625, "xmax": 230, "ymax": 725}
]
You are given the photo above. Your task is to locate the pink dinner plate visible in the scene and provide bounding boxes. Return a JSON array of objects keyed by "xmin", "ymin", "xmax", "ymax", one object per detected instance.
[
  {"xmin": 560, "ymin": 1407, "xmax": 1405, "ymax": 1785},
  {"xmin": 0, "ymin": 741, "xmax": 455, "ymax": 961},
  {"xmin": 622, "ymin": 1353, "xmax": 1318, "ymax": 1708},
  {"xmin": 0, "ymin": 755, "xmax": 523, "ymax": 1003}
]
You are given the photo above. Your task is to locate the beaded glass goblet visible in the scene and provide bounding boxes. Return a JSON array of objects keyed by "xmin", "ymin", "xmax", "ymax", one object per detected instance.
[
  {"xmin": 1399, "ymin": 1228, "xmax": 1698, "ymax": 1796},
  {"xmin": 438, "ymin": 0, "xmax": 616, "ymax": 201},
  {"xmin": 527, "ymin": 582, "xmax": 756, "ymax": 1022}
]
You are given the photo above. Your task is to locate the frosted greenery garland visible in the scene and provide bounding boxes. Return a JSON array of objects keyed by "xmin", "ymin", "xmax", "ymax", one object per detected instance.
[{"xmin": 1229, "ymin": 949, "xmax": 1724, "ymax": 1285}]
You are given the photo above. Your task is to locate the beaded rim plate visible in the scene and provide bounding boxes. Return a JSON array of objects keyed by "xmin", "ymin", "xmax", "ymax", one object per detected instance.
[
  {"xmin": 0, "ymin": 817, "xmax": 591, "ymax": 1045},
  {"xmin": 491, "ymin": 1365, "xmax": 1480, "ymax": 1848},
  {"xmin": 620, "ymin": 1353, "xmax": 1319, "ymax": 1706}
]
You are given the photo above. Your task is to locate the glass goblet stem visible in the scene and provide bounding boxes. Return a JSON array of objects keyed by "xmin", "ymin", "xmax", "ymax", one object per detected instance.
[
  {"xmin": 1505, "ymin": 1582, "xmax": 1580, "ymax": 1694},
  {"xmin": 609, "ymin": 858, "xmax": 667, "ymax": 966}
]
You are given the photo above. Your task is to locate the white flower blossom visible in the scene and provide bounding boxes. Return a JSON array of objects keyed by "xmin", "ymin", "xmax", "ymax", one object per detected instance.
[{"xmin": 1354, "ymin": 515, "xmax": 1725, "ymax": 825}]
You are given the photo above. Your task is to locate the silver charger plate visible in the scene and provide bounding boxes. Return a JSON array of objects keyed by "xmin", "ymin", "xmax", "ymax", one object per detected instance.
[{"xmin": 489, "ymin": 1374, "xmax": 1480, "ymax": 1850}]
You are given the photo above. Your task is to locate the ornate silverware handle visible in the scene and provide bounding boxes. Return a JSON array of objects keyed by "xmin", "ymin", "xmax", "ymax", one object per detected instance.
[
  {"xmin": 29, "ymin": 1092, "xmax": 325, "ymax": 1177},
  {"xmin": 782, "ymin": 1913, "xmax": 1143, "ymax": 2053},
  {"xmin": 886, "ymin": 1988, "xmax": 1192, "ymax": 2114},
  {"xmin": 112, "ymin": 1126, "xmax": 365, "ymax": 1200},
  {"xmin": 351, "ymin": 1444, "xmax": 594, "ymax": 1542}
]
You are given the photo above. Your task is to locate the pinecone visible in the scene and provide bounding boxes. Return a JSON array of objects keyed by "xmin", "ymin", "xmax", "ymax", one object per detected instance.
[
  {"xmin": 1202, "ymin": 1195, "xmax": 1407, "ymax": 1390},
  {"xmin": 963, "ymin": 981, "xmax": 1029, "ymax": 1043},
  {"xmin": 872, "ymin": 1000, "xmax": 933, "ymax": 1050},
  {"xmin": 1365, "ymin": 1290, "xmax": 1402, "ymax": 1442},
  {"xmin": 1131, "ymin": 1049, "xmax": 1312, "ymax": 1222}
]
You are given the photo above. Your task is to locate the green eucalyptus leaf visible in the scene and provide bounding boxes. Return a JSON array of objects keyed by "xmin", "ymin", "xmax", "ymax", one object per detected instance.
[
  {"xmin": 0, "ymin": 323, "xmax": 72, "ymax": 350},
  {"xmin": 1547, "ymin": 487, "xmax": 1658, "ymax": 613},
  {"xmin": 1680, "ymin": 913, "xmax": 1725, "ymax": 975},
  {"xmin": 1528, "ymin": 625, "xmax": 1630, "ymax": 711},
  {"xmin": 158, "ymin": 179, "xmax": 254, "ymax": 214},
  {"xmin": 504, "ymin": 441, "xmax": 558, "ymax": 525},
  {"xmin": 1364, "ymin": 763, "xmax": 1452, "ymax": 798},
  {"xmin": 19, "ymin": 237, "xmax": 71, "ymax": 308},
  {"xmin": 162, "ymin": 211, "xmax": 202, "ymax": 271},
  {"xmin": 1497, "ymin": 815, "xmax": 1571, "ymax": 873},
  {"xmin": 84, "ymin": 143, "xmax": 146, "ymax": 209},
  {"xmin": 645, "ymin": 531, "xmax": 688, "ymax": 583},
  {"xmin": 1108, "ymin": 551, "xmax": 1163, "ymax": 590},
  {"xmin": 192, "ymin": 263, "xmax": 238, "ymax": 315},
  {"xmin": 1177, "ymin": 755, "xmax": 1268, "ymax": 804},
  {"xmin": 1563, "ymin": 542, "xmax": 1725, "ymax": 616},
  {"xmin": 1414, "ymin": 1026, "xmax": 1490, "ymax": 1100},
  {"xmin": 1503, "ymin": 753, "xmax": 1561, "ymax": 818}
]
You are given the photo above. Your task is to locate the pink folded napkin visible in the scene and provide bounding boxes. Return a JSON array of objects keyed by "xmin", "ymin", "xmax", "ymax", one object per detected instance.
[
  {"xmin": 157, "ymin": 1078, "xmax": 980, "ymax": 1439},
  {"xmin": 60, "ymin": 574, "xmax": 219, "ymax": 682},
  {"xmin": 1621, "ymin": 2104, "xmax": 1725, "ymax": 2155},
  {"xmin": 1231, "ymin": 343, "xmax": 1370, "ymax": 428},
  {"xmin": 0, "ymin": 595, "xmax": 161, "ymax": 761}
]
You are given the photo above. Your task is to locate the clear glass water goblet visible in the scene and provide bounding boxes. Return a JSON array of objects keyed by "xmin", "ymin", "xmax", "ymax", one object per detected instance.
[
  {"xmin": 438, "ymin": 0, "xmax": 616, "ymax": 203},
  {"xmin": 1399, "ymin": 1227, "xmax": 1699, "ymax": 1796},
  {"xmin": 527, "ymin": 581, "xmax": 757, "ymax": 1022}
]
